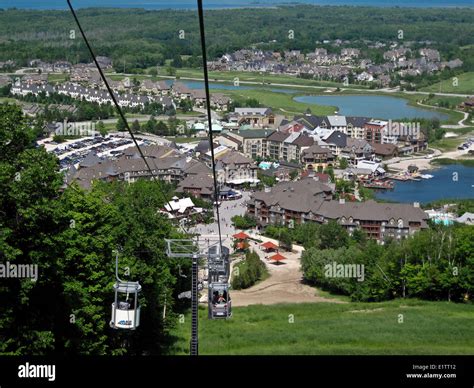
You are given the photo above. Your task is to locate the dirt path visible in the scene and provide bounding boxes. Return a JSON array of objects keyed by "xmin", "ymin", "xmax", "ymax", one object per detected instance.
[{"xmin": 231, "ymin": 237, "xmax": 346, "ymax": 307}]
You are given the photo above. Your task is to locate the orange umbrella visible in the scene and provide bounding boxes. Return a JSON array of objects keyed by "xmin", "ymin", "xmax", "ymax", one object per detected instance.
[
  {"xmin": 261, "ymin": 241, "xmax": 278, "ymax": 251},
  {"xmin": 236, "ymin": 242, "xmax": 247, "ymax": 250},
  {"xmin": 269, "ymin": 252, "xmax": 286, "ymax": 262},
  {"xmin": 233, "ymin": 231, "xmax": 249, "ymax": 240}
]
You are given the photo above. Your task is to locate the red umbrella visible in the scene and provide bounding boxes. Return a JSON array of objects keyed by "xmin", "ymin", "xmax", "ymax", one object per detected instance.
[
  {"xmin": 261, "ymin": 241, "xmax": 278, "ymax": 251},
  {"xmin": 233, "ymin": 231, "xmax": 249, "ymax": 240},
  {"xmin": 269, "ymin": 252, "xmax": 286, "ymax": 262}
]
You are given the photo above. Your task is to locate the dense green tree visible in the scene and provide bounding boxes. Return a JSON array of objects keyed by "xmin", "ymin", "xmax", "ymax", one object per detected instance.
[
  {"xmin": 131, "ymin": 119, "xmax": 141, "ymax": 133},
  {"xmin": 96, "ymin": 120, "xmax": 107, "ymax": 136},
  {"xmin": 116, "ymin": 116, "xmax": 127, "ymax": 132},
  {"xmin": 319, "ymin": 221, "xmax": 349, "ymax": 250},
  {"xmin": 0, "ymin": 104, "xmax": 190, "ymax": 355},
  {"xmin": 231, "ymin": 215, "xmax": 257, "ymax": 230}
]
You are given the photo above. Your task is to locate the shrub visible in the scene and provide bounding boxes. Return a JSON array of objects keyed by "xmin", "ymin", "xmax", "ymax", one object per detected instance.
[{"xmin": 231, "ymin": 250, "xmax": 267, "ymax": 290}]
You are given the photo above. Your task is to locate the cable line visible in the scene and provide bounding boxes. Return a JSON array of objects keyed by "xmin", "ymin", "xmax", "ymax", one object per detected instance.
[
  {"xmin": 66, "ymin": 0, "xmax": 188, "ymax": 236},
  {"xmin": 196, "ymin": 0, "xmax": 223, "ymax": 251}
]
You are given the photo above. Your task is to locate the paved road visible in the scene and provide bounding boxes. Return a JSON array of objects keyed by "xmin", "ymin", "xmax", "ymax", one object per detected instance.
[{"xmin": 189, "ymin": 190, "xmax": 251, "ymax": 247}]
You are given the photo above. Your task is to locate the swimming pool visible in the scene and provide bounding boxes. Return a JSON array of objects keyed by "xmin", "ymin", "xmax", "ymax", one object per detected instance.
[{"xmin": 259, "ymin": 162, "xmax": 273, "ymax": 170}]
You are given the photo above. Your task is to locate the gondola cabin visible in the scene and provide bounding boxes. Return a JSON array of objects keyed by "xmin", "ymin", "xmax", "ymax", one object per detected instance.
[
  {"xmin": 208, "ymin": 245, "xmax": 230, "ymax": 282},
  {"xmin": 110, "ymin": 281, "xmax": 142, "ymax": 330},
  {"xmin": 208, "ymin": 282, "xmax": 232, "ymax": 319}
]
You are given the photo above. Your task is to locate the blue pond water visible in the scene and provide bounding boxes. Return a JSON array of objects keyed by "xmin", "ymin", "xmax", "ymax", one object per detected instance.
[
  {"xmin": 293, "ymin": 95, "xmax": 449, "ymax": 121},
  {"xmin": 375, "ymin": 165, "xmax": 474, "ymax": 204}
]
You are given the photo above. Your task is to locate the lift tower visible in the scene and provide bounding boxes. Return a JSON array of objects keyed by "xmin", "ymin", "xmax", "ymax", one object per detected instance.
[{"xmin": 165, "ymin": 237, "xmax": 223, "ymax": 355}]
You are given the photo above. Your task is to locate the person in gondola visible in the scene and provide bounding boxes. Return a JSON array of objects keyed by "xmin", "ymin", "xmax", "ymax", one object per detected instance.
[
  {"xmin": 218, "ymin": 293, "xmax": 226, "ymax": 304},
  {"xmin": 212, "ymin": 291, "xmax": 219, "ymax": 304}
]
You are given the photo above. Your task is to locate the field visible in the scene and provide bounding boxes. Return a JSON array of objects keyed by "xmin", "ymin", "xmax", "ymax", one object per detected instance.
[
  {"xmin": 172, "ymin": 67, "xmax": 364, "ymax": 90},
  {"xmin": 429, "ymin": 127, "xmax": 474, "ymax": 151},
  {"xmin": 212, "ymin": 88, "xmax": 336, "ymax": 116},
  {"xmin": 170, "ymin": 299, "xmax": 474, "ymax": 355},
  {"xmin": 421, "ymin": 72, "xmax": 474, "ymax": 95}
]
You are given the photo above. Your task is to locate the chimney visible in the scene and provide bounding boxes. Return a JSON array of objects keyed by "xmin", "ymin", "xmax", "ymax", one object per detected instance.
[
  {"xmin": 413, "ymin": 202, "xmax": 420, "ymax": 208},
  {"xmin": 339, "ymin": 198, "xmax": 345, "ymax": 205}
]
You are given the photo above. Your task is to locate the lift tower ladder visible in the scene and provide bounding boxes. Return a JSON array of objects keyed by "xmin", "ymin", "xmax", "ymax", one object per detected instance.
[{"xmin": 165, "ymin": 237, "xmax": 221, "ymax": 356}]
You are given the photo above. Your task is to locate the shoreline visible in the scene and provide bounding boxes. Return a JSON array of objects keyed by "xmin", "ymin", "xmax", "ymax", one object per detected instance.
[{"xmin": 386, "ymin": 143, "xmax": 474, "ymax": 172}]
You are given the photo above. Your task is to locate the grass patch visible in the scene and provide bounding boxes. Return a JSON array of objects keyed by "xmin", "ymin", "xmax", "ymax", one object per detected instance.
[
  {"xmin": 169, "ymin": 136, "xmax": 206, "ymax": 143},
  {"xmin": 430, "ymin": 138, "xmax": 464, "ymax": 152},
  {"xmin": 169, "ymin": 299, "xmax": 474, "ymax": 355},
  {"xmin": 421, "ymin": 72, "xmax": 474, "ymax": 94},
  {"xmin": 47, "ymin": 73, "xmax": 68, "ymax": 83},
  {"xmin": 431, "ymin": 158, "xmax": 474, "ymax": 167},
  {"xmin": 212, "ymin": 88, "xmax": 335, "ymax": 116},
  {"xmin": 430, "ymin": 127, "xmax": 474, "ymax": 151},
  {"xmin": 174, "ymin": 67, "xmax": 366, "ymax": 90},
  {"xmin": 0, "ymin": 97, "xmax": 19, "ymax": 104}
]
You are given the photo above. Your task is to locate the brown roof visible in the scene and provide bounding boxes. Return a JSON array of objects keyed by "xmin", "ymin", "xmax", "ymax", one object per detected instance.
[
  {"xmin": 318, "ymin": 200, "xmax": 428, "ymax": 225},
  {"xmin": 372, "ymin": 143, "xmax": 398, "ymax": 156},
  {"xmin": 216, "ymin": 150, "xmax": 253, "ymax": 165},
  {"xmin": 302, "ymin": 144, "xmax": 333, "ymax": 158},
  {"xmin": 267, "ymin": 131, "xmax": 290, "ymax": 142},
  {"xmin": 343, "ymin": 138, "xmax": 372, "ymax": 153},
  {"xmin": 176, "ymin": 173, "xmax": 214, "ymax": 194},
  {"xmin": 252, "ymin": 178, "xmax": 333, "ymax": 213},
  {"xmin": 123, "ymin": 144, "xmax": 177, "ymax": 159},
  {"xmin": 291, "ymin": 134, "xmax": 314, "ymax": 147}
]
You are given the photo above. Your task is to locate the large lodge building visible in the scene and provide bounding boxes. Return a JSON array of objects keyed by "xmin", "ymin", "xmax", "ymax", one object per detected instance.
[{"xmin": 247, "ymin": 178, "xmax": 429, "ymax": 242}]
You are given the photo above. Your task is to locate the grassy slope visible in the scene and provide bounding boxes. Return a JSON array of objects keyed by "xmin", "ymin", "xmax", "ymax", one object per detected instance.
[
  {"xmin": 211, "ymin": 88, "xmax": 336, "ymax": 116},
  {"xmin": 170, "ymin": 299, "xmax": 474, "ymax": 355},
  {"xmin": 174, "ymin": 67, "xmax": 363, "ymax": 89},
  {"xmin": 430, "ymin": 127, "xmax": 474, "ymax": 151},
  {"xmin": 421, "ymin": 72, "xmax": 474, "ymax": 94}
]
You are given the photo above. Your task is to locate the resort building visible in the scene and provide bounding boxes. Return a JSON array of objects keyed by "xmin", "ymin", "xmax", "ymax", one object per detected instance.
[{"xmin": 247, "ymin": 178, "xmax": 429, "ymax": 242}]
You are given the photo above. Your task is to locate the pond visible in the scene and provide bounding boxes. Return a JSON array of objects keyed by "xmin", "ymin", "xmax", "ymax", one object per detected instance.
[
  {"xmin": 375, "ymin": 165, "xmax": 474, "ymax": 204},
  {"xmin": 293, "ymin": 95, "xmax": 449, "ymax": 121}
]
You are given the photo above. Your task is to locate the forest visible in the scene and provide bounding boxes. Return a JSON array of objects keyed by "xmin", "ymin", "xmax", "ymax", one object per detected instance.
[
  {"xmin": 0, "ymin": 103, "xmax": 191, "ymax": 355},
  {"xmin": 0, "ymin": 6, "xmax": 473, "ymax": 72},
  {"xmin": 297, "ymin": 221, "xmax": 474, "ymax": 303}
]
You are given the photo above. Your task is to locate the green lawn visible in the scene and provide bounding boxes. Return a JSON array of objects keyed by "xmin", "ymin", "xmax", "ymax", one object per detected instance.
[
  {"xmin": 169, "ymin": 299, "xmax": 474, "ymax": 355},
  {"xmin": 174, "ymin": 67, "xmax": 361, "ymax": 89},
  {"xmin": 212, "ymin": 88, "xmax": 336, "ymax": 116},
  {"xmin": 421, "ymin": 72, "xmax": 474, "ymax": 95},
  {"xmin": 169, "ymin": 136, "xmax": 207, "ymax": 143},
  {"xmin": 0, "ymin": 97, "xmax": 19, "ymax": 104},
  {"xmin": 431, "ymin": 158, "xmax": 474, "ymax": 167},
  {"xmin": 430, "ymin": 127, "xmax": 474, "ymax": 151},
  {"xmin": 47, "ymin": 73, "xmax": 68, "ymax": 83}
]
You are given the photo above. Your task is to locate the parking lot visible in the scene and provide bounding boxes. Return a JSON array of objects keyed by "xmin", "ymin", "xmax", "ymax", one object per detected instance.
[{"xmin": 39, "ymin": 135, "xmax": 153, "ymax": 170}]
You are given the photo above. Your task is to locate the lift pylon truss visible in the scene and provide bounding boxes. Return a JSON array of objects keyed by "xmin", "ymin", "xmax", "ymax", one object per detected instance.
[{"xmin": 165, "ymin": 237, "xmax": 223, "ymax": 259}]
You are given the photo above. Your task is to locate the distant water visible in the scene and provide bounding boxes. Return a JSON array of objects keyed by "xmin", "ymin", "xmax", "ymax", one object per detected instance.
[
  {"xmin": 375, "ymin": 165, "xmax": 474, "ymax": 204},
  {"xmin": 1, "ymin": 0, "xmax": 473, "ymax": 10},
  {"xmin": 294, "ymin": 95, "xmax": 449, "ymax": 121}
]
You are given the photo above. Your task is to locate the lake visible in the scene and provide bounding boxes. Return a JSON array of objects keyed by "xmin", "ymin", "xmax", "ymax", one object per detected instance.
[
  {"xmin": 375, "ymin": 165, "xmax": 474, "ymax": 204},
  {"xmin": 2, "ymin": 0, "xmax": 473, "ymax": 9},
  {"xmin": 293, "ymin": 95, "xmax": 449, "ymax": 121}
]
